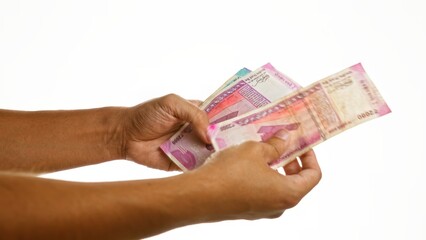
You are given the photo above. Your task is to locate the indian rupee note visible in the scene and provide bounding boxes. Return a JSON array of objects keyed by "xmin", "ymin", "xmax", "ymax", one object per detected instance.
[
  {"xmin": 161, "ymin": 63, "xmax": 301, "ymax": 171},
  {"xmin": 208, "ymin": 63, "xmax": 391, "ymax": 168},
  {"xmin": 200, "ymin": 67, "xmax": 251, "ymax": 109}
]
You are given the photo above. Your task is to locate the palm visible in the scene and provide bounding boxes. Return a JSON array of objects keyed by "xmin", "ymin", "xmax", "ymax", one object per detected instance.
[{"xmin": 123, "ymin": 95, "xmax": 208, "ymax": 171}]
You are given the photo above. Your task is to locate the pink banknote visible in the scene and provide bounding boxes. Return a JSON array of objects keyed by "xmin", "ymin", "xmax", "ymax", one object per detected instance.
[
  {"xmin": 161, "ymin": 63, "xmax": 301, "ymax": 171},
  {"xmin": 208, "ymin": 63, "xmax": 391, "ymax": 168}
]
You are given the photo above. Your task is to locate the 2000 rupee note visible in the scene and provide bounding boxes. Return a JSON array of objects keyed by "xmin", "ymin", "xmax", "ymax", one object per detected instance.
[
  {"xmin": 161, "ymin": 63, "xmax": 301, "ymax": 170},
  {"xmin": 208, "ymin": 63, "xmax": 391, "ymax": 168}
]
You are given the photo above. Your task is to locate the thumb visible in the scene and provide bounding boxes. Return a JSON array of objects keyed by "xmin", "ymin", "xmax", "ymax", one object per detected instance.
[{"xmin": 262, "ymin": 129, "xmax": 291, "ymax": 163}]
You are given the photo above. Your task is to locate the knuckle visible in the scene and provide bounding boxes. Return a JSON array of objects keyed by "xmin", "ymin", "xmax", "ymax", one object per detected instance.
[
  {"xmin": 161, "ymin": 93, "xmax": 180, "ymax": 105},
  {"xmin": 261, "ymin": 142, "xmax": 280, "ymax": 159},
  {"xmin": 317, "ymin": 169, "xmax": 323, "ymax": 182},
  {"xmin": 306, "ymin": 169, "xmax": 322, "ymax": 187},
  {"xmin": 284, "ymin": 194, "xmax": 301, "ymax": 209},
  {"xmin": 192, "ymin": 108, "xmax": 206, "ymax": 120},
  {"xmin": 267, "ymin": 211, "xmax": 285, "ymax": 219},
  {"xmin": 279, "ymin": 186, "xmax": 302, "ymax": 209}
]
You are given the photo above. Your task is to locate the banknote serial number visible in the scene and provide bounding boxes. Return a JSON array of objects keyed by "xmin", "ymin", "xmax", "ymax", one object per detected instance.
[
  {"xmin": 357, "ymin": 109, "xmax": 378, "ymax": 120},
  {"xmin": 220, "ymin": 124, "xmax": 234, "ymax": 131},
  {"xmin": 172, "ymin": 134, "xmax": 183, "ymax": 144}
]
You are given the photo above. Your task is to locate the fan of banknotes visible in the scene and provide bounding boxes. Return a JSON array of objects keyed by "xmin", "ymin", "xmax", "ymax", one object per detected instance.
[{"xmin": 160, "ymin": 63, "xmax": 391, "ymax": 171}]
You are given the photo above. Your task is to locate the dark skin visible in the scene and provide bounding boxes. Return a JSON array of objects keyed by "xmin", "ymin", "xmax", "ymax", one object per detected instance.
[{"xmin": 0, "ymin": 94, "xmax": 321, "ymax": 239}]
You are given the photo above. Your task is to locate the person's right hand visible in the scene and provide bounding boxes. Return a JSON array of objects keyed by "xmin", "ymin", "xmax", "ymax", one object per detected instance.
[{"xmin": 193, "ymin": 130, "xmax": 322, "ymax": 220}]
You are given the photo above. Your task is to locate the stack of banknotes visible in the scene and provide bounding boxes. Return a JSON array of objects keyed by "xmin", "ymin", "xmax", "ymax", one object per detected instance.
[{"xmin": 160, "ymin": 63, "xmax": 391, "ymax": 171}]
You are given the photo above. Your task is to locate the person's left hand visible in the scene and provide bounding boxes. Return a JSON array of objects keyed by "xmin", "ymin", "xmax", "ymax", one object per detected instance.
[{"xmin": 121, "ymin": 94, "xmax": 210, "ymax": 171}]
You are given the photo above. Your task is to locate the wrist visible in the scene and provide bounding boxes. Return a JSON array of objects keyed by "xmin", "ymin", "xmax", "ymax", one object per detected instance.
[
  {"xmin": 170, "ymin": 170, "xmax": 238, "ymax": 224},
  {"xmin": 102, "ymin": 107, "xmax": 128, "ymax": 161},
  {"xmin": 181, "ymin": 164, "xmax": 259, "ymax": 222}
]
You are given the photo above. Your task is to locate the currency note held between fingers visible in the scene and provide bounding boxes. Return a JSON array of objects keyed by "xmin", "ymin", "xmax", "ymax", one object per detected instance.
[
  {"xmin": 208, "ymin": 63, "xmax": 391, "ymax": 168},
  {"xmin": 161, "ymin": 63, "xmax": 302, "ymax": 171},
  {"xmin": 160, "ymin": 67, "xmax": 250, "ymax": 171},
  {"xmin": 199, "ymin": 67, "xmax": 252, "ymax": 110}
]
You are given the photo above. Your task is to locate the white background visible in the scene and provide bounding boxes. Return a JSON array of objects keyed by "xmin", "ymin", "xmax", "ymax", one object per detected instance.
[{"xmin": 1, "ymin": 0, "xmax": 425, "ymax": 239}]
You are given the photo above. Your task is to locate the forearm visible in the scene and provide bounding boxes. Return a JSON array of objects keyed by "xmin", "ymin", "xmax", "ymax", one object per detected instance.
[
  {"xmin": 0, "ymin": 172, "xmax": 220, "ymax": 239},
  {"xmin": 0, "ymin": 108, "xmax": 125, "ymax": 173}
]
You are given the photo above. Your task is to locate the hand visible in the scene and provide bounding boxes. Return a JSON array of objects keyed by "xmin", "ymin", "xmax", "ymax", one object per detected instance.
[
  {"xmin": 194, "ymin": 130, "xmax": 322, "ymax": 220},
  {"xmin": 122, "ymin": 94, "xmax": 209, "ymax": 171}
]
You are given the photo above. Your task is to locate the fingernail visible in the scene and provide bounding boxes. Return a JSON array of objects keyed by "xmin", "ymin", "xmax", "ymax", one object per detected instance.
[
  {"xmin": 275, "ymin": 129, "xmax": 289, "ymax": 141},
  {"xmin": 205, "ymin": 133, "xmax": 212, "ymax": 144}
]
